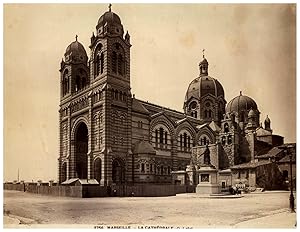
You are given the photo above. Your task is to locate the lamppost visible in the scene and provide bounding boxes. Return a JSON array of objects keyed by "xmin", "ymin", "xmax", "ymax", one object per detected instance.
[
  {"xmin": 288, "ymin": 149, "xmax": 295, "ymax": 213},
  {"xmin": 280, "ymin": 145, "xmax": 295, "ymax": 213}
]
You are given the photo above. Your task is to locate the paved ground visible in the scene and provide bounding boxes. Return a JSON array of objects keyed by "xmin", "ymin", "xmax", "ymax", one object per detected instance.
[{"xmin": 3, "ymin": 190, "xmax": 297, "ymax": 228}]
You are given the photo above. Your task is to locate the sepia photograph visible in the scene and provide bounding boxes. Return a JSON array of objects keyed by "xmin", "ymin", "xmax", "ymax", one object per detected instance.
[{"xmin": 3, "ymin": 2, "xmax": 297, "ymax": 228}]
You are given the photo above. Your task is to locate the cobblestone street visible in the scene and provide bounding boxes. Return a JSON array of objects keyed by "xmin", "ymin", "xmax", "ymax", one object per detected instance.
[{"xmin": 3, "ymin": 190, "xmax": 296, "ymax": 228}]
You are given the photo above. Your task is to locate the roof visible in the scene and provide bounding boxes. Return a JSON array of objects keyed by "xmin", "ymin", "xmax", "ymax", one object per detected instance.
[
  {"xmin": 277, "ymin": 144, "xmax": 296, "ymax": 163},
  {"xmin": 132, "ymin": 98, "xmax": 150, "ymax": 114},
  {"xmin": 256, "ymin": 127, "xmax": 272, "ymax": 136},
  {"xmin": 61, "ymin": 178, "xmax": 99, "ymax": 185},
  {"xmin": 256, "ymin": 147, "xmax": 283, "ymax": 159},
  {"xmin": 133, "ymin": 140, "xmax": 156, "ymax": 154},
  {"xmin": 230, "ymin": 160, "xmax": 272, "ymax": 169},
  {"xmin": 209, "ymin": 120, "xmax": 221, "ymax": 132}
]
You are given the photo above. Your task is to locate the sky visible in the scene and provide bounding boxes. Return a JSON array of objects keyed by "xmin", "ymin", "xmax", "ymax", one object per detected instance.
[{"xmin": 4, "ymin": 4, "xmax": 296, "ymax": 182}]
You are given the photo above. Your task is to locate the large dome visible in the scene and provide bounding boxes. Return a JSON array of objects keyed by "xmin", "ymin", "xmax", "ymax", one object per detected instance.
[
  {"xmin": 64, "ymin": 39, "xmax": 87, "ymax": 63},
  {"xmin": 226, "ymin": 92, "xmax": 258, "ymax": 114},
  {"xmin": 185, "ymin": 75, "xmax": 225, "ymax": 103}
]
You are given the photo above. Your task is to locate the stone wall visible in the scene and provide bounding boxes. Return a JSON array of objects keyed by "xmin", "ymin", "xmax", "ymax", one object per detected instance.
[{"xmin": 4, "ymin": 183, "xmax": 195, "ymax": 198}]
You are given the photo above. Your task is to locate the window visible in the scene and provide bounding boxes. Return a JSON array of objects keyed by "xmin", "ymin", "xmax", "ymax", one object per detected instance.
[
  {"xmin": 160, "ymin": 166, "xmax": 164, "ymax": 175},
  {"xmin": 200, "ymin": 136, "xmax": 210, "ymax": 146},
  {"xmin": 183, "ymin": 133, "xmax": 187, "ymax": 148},
  {"xmin": 112, "ymin": 43, "xmax": 125, "ymax": 76},
  {"xmin": 118, "ymin": 54, "xmax": 123, "ymax": 75},
  {"xmin": 224, "ymin": 123, "xmax": 229, "ymax": 133},
  {"xmin": 180, "ymin": 134, "xmax": 183, "ymax": 150},
  {"xmin": 96, "ymin": 55, "xmax": 100, "ymax": 76},
  {"xmin": 150, "ymin": 164, "xmax": 153, "ymax": 173},
  {"xmin": 159, "ymin": 128, "xmax": 164, "ymax": 144},
  {"xmin": 155, "ymin": 129, "xmax": 158, "ymax": 144},
  {"xmin": 112, "ymin": 51, "xmax": 117, "ymax": 73},
  {"xmin": 141, "ymin": 163, "xmax": 145, "ymax": 173},
  {"xmin": 227, "ymin": 135, "xmax": 232, "ymax": 145},
  {"xmin": 221, "ymin": 136, "xmax": 226, "ymax": 145},
  {"xmin": 189, "ymin": 101, "xmax": 197, "ymax": 110},
  {"xmin": 167, "ymin": 166, "xmax": 171, "ymax": 175},
  {"xmin": 94, "ymin": 44, "xmax": 104, "ymax": 78},
  {"xmin": 100, "ymin": 52, "xmax": 104, "ymax": 74},
  {"xmin": 188, "ymin": 136, "xmax": 191, "ymax": 148},
  {"xmin": 164, "ymin": 131, "xmax": 168, "ymax": 144},
  {"xmin": 62, "ymin": 70, "xmax": 69, "ymax": 96}
]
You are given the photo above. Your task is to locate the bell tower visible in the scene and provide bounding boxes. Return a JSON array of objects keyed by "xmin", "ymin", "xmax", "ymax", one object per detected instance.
[{"xmin": 89, "ymin": 5, "xmax": 133, "ymax": 185}]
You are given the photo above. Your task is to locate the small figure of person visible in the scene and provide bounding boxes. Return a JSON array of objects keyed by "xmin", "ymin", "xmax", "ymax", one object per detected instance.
[{"xmin": 113, "ymin": 189, "xmax": 117, "ymax": 197}]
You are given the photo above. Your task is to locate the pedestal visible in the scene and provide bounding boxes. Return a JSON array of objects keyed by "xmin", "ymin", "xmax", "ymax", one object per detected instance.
[{"xmin": 196, "ymin": 166, "xmax": 219, "ymax": 194}]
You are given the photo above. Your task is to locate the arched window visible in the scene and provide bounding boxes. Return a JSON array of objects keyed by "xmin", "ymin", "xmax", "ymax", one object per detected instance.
[
  {"xmin": 188, "ymin": 136, "xmax": 191, "ymax": 148},
  {"xmin": 62, "ymin": 69, "xmax": 69, "ymax": 96},
  {"xmin": 100, "ymin": 52, "xmax": 104, "ymax": 74},
  {"xmin": 155, "ymin": 129, "xmax": 158, "ymax": 144},
  {"xmin": 164, "ymin": 131, "xmax": 168, "ymax": 144},
  {"xmin": 224, "ymin": 123, "xmax": 229, "ymax": 133},
  {"xmin": 160, "ymin": 166, "xmax": 164, "ymax": 175},
  {"xmin": 112, "ymin": 51, "xmax": 117, "ymax": 73},
  {"xmin": 208, "ymin": 110, "xmax": 212, "ymax": 118},
  {"xmin": 115, "ymin": 90, "xmax": 118, "ymax": 100},
  {"xmin": 141, "ymin": 163, "xmax": 145, "ymax": 173},
  {"xmin": 95, "ymin": 55, "xmax": 100, "ymax": 76},
  {"xmin": 111, "ymin": 43, "xmax": 125, "ymax": 76},
  {"xmin": 75, "ymin": 75, "xmax": 81, "ymax": 92},
  {"xmin": 183, "ymin": 133, "xmax": 187, "ymax": 148},
  {"xmin": 180, "ymin": 134, "xmax": 183, "ymax": 150},
  {"xmin": 159, "ymin": 128, "xmax": 164, "ymax": 144},
  {"xmin": 194, "ymin": 111, "xmax": 197, "ymax": 118},
  {"xmin": 118, "ymin": 54, "xmax": 123, "ymax": 75}
]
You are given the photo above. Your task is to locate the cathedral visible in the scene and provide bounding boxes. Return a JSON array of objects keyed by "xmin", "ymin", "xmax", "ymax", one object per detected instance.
[{"xmin": 58, "ymin": 6, "xmax": 291, "ymax": 190}]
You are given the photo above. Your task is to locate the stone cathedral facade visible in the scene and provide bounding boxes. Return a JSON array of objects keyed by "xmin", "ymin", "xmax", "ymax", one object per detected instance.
[{"xmin": 58, "ymin": 7, "xmax": 286, "ymax": 187}]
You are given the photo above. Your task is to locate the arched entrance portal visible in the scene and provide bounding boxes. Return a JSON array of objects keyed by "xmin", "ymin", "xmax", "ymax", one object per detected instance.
[
  {"xmin": 112, "ymin": 159, "xmax": 125, "ymax": 184},
  {"xmin": 75, "ymin": 122, "xmax": 88, "ymax": 179}
]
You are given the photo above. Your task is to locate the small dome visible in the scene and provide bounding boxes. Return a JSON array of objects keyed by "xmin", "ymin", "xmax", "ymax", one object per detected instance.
[
  {"xmin": 185, "ymin": 76, "xmax": 224, "ymax": 103},
  {"xmin": 226, "ymin": 92, "xmax": 258, "ymax": 114},
  {"xmin": 95, "ymin": 8, "xmax": 124, "ymax": 36},
  {"xmin": 64, "ymin": 39, "xmax": 87, "ymax": 63},
  {"xmin": 97, "ymin": 11, "xmax": 121, "ymax": 27}
]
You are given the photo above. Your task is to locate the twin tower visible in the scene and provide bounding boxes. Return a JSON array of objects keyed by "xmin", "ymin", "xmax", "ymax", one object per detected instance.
[{"xmin": 58, "ymin": 7, "xmax": 132, "ymax": 185}]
